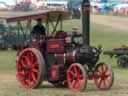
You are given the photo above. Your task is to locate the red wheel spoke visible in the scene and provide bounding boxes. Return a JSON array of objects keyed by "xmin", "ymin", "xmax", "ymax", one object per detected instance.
[
  {"xmin": 74, "ymin": 66, "xmax": 77, "ymax": 75},
  {"xmin": 28, "ymin": 52, "xmax": 37, "ymax": 65},
  {"xmin": 78, "ymin": 75, "xmax": 83, "ymax": 80},
  {"xmin": 73, "ymin": 80, "xmax": 77, "ymax": 88},
  {"xmin": 106, "ymin": 73, "xmax": 111, "ymax": 77},
  {"xmin": 31, "ymin": 72, "xmax": 37, "ymax": 81},
  {"xmin": 23, "ymin": 56, "xmax": 30, "ymax": 65},
  {"xmin": 68, "ymin": 77, "xmax": 72, "ymax": 81},
  {"xmin": 21, "ymin": 59, "xmax": 26, "ymax": 68},
  {"xmin": 23, "ymin": 55, "xmax": 34, "ymax": 67},
  {"xmin": 98, "ymin": 79, "xmax": 103, "ymax": 87},
  {"xmin": 77, "ymin": 68, "xmax": 81, "ymax": 76},
  {"xmin": 20, "ymin": 71, "xmax": 29, "ymax": 81},
  {"xmin": 30, "ymin": 52, "xmax": 35, "ymax": 60},
  {"xmin": 103, "ymin": 80, "xmax": 107, "ymax": 88},
  {"xmin": 26, "ymin": 79, "xmax": 31, "ymax": 86},
  {"xmin": 69, "ymin": 71, "xmax": 75, "ymax": 76},
  {"xmin": 97, "ymin": 72, "xmax": 102, "ymax": 77},
  {"xmin": 30, "ymin": 52, "xmax": 34, "ymax": 60},
  {"xmin": 105, "ymin": 78, "xmax": 109, "ymax": 85},
  {"xmin": 18, "ymin": 71, "xmax": 25, "ymax": 78},
  {"xmin": 96, "ymin": 74, "xmax": 102, "ymax": 78},
  {"xmin": 32, "ymin": 68, "xmax": 39, "ymax": 75},
  {"xmin": 97, "ymin": 69, "xmax": 102, "ymax": 75},
  {"xmin": 77, "ymin": 80, "xmax": 81, "ymax": 90},
  {"xmin": 32, "ymin": 61, "xmax": 39, "ymax": 68},
  {"xmin": 26, "ymin": 55, "xmax": 38, "ymax": 68}
]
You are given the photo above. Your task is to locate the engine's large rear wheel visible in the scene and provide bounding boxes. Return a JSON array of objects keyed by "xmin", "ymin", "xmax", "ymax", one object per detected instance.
[
  {"xmin": 94, "ymin": 63, "xmax": 114, "ymax": 90},
  {"xmin": 16, "ymin": 48, "xmax": 45, "ymax": 89},
  {"xmin": 67, "ymin": 63, "xmax": 87, "ymax": 92}
]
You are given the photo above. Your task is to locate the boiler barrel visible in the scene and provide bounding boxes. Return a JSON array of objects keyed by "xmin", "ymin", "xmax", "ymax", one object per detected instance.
[{"xmin": 55, "ymin": 47, "xmax": 100, "ymax": 65}]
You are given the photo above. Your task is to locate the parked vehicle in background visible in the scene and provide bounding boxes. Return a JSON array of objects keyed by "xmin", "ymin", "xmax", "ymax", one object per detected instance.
[
  {"xmin": 13, "ymin": 1, "xmax": 32, "ymax": 11},
  {"xmin": 40, "ymin": 0, "xmax": 67, "ymax": 10},
  {"xmin": 104, "ymin": 46, "xmax": 128, "ymax": 68},
  {"xmin": 47, "ymin": 0, "xmax": 67, "ymax": 10},
  {"xmin": 0, "ymin": 22, "xmax": 17, "ymax": 49},
  {"xmin": 0, "ymin": 22, "xmax": 30, "ymax": 50}
]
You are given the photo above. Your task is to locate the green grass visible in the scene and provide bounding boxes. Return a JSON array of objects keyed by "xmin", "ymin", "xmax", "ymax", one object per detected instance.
[{"xmin": 0, "ymin": 50, "xmax": 16, "ymax": 71}]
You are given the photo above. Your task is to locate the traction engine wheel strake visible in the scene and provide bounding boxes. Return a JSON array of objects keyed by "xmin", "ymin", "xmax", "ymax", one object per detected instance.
[
  {"xmin": 16, "ymin": 48, "xmax": 45, "ymax": 89},
  {"xmin": 94, "ymin": 63, "xmax": 114, "ymax": 90},
  {"xmin": 67, "ymin": 63, "xmax": 87, "ymax": 92}
]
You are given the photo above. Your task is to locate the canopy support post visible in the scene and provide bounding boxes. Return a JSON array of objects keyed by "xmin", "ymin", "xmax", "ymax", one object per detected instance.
[{"xmin": 60, "ymin": 13, "xmax": 63, "ymax": 31}]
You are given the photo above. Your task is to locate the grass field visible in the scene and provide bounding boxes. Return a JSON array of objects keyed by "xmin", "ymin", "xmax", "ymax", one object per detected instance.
[{"xmin": 0, "ymin": 13, "xmax": 128, "ymax": 96}]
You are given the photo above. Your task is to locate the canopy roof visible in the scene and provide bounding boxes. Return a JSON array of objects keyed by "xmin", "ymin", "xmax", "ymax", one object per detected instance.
[{"xmin": 0, "ymin": 10, "xmax": 70, "ymax": 23}]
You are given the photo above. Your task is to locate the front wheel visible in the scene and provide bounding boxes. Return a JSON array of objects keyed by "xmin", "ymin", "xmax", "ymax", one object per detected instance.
[
  {"xmin": 67, "ymin": 63, "xmax": 87, "ymax": 92},
  {"xmin": 94, "ymin": 63, "xmax": 114, "ymax": 90}
]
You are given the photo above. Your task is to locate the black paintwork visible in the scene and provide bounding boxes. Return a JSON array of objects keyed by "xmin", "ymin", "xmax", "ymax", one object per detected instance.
[{"xmin": 82, "ymin": 0, "xmax": 90, "ymax": 46}]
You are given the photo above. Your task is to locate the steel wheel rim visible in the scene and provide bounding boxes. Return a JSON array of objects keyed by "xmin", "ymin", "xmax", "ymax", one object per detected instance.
[
  {"xmin": 67, "ymin": 63, "xmax": 86, "ymax": 92},
  {"xmin": 94, "ymin": 63, "xmax": 114, "ymax": 90},
  {"xmin": 17, "ymin": 49, "xmax": 42, "ymax": 88}
]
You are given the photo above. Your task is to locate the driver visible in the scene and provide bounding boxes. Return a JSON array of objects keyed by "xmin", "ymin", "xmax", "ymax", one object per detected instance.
[
  {"xmin": 31, "ymin": 18, "xmax": 46, "ymax": 53},
  {"xmin": 31, "ymin": 18, "xmax": 46, "ymax": 38}
]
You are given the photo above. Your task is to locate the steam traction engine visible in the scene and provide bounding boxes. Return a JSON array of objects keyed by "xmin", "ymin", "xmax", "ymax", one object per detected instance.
[{"xmin": 16, "ymin": 0, "xmax": 114, "ymax": 92}]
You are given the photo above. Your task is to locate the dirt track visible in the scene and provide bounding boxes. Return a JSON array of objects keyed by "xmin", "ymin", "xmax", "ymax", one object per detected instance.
[{"xmin": 0, "ymin": 70, "xmax": 128, "ymax": 96}]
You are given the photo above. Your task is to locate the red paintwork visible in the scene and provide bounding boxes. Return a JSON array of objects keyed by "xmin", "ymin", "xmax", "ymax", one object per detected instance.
[
  {"xmin": 88, "ymin": 73, "xmax": 94, "ymax": 80},
  {"xmin": 55, "ymin": 51, "xmax": 77, "ymax": 65},
  {"xmin": 113, "ymin": 45, "xmax": 128, "ymax": 51},
  {"xmin": 51, "ymin": 64, "xmax": 65, "ymax": 81},
  {"xmin": 31, "ymin": 37, "xmax": 46, "ymax": 53},
  {"xmin": 47, "ymin": 39, "xmax": 65, "ymax": 53},
  {"xmin": 65, "ymin": 51, "xmax": 76, "ymax": 64},
  {"xmin": 54, "ymin": 31, "xmax": 67, "ymax": 39},
  {"xmin": 55, "ymin": 54, "xmax": 65, "ymax": 64}
]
